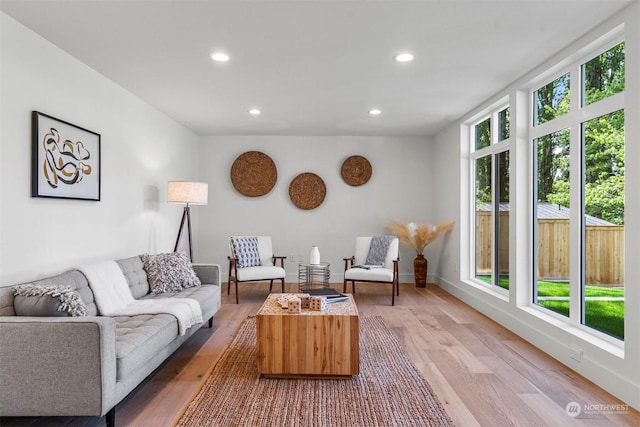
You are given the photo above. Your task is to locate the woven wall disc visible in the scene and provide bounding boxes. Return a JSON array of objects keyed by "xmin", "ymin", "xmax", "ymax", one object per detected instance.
[
  {"xmin": 230, "ymin": 151, "xmax": 277, "ymax": 197},
  {"xmin": 289, "ymin": 172, "xmax": 326, "ymax": 210},
  {"xmin": 341, "ymin": 155, "xmax": 372, "ymax": 186}
]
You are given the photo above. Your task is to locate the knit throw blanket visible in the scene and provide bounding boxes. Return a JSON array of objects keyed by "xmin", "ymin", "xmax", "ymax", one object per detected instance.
[
  {"xmin": 79, "ymin": 261, "xmax": 202, "ymax": 335},
  {"xmin": 364, "ymin": 235, "xmax": 395, "ymax": 266}
]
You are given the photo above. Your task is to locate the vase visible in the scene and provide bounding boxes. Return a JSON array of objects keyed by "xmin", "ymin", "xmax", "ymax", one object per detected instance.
[
  {"xmin": 310, "ymin": 246, "xmax": 320, "ymax": 265},
  {"xmin": 413, "ymin": 254, "xmax": 428, "ymax": 288}
]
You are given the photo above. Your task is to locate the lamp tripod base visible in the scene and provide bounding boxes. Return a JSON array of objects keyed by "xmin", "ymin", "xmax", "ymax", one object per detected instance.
[{"xmin": 174, "ymin": 206, "xmax": 193, "ymax": 261}]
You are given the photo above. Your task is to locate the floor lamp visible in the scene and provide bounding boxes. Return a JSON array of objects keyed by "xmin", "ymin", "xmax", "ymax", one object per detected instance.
[{"xmin": 167, "ymin": 181, "xmax": 208, "ymax": 261}]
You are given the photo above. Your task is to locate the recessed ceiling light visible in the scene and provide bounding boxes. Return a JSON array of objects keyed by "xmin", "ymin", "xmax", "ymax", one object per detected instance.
[
  {"xmin": 368, "ymin": 109, "xmax": 382, "ymax": 116},
  {"xmin": 393, "ymin": 53, "xmax": 414, "ymax": 62},
  {"xmin": 210, "ymin": 52, "xmax": 230, "ymax": 62},
  {"xmin": 249, "ymin": 108, "xmax": 261, "ymax": 115}
]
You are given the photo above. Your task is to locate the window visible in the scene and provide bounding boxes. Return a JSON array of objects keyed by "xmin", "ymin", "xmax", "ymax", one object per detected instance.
[
  {"xmin": 582, "ymin": 109, "xmax": 624, "ymax": 339},
  {"xmin": 471, "ymin": 106, "xmax": 510, "ymax": 291},
  {"xmin": 582, "ymin": 43, "xmax": 625, "ymax": 106},
  {"xmin": 463, "ymin": 36, "xmax": 625, "ymax": 344},
  {"xmin": 534, "ymin": 128, "xmax": 570, "ymax": 318},
  {"xmin": 530, "ymin": 41, "xmax": 625, "ymax": 340},
  {"xmin": 534, "ymin": 73, "xmax": 570, "ymax": 126}
]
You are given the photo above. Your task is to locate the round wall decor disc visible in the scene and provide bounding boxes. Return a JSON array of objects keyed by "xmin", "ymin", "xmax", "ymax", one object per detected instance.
[
  {"xmin": 341, "ymin": 155, "xmax": 372, "ymax": 186},
  {"xmin": 289, "ymin": 172, "xmax": 326, "ymax": 210},
  {"xmin": 230, "ymin": 151, "xmax": 277, "ymax": 197}
]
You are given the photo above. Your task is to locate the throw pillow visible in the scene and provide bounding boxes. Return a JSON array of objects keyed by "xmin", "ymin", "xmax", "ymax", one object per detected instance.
[
  {"xmin": 231, "ymin": 236, "xmax": 262, "ymax": 268},
  {"xmin": 142, "ymin": 252, "xmax": 201, "ymax": 294},
  {"xmin": 12, "ymin": 284, "xmax": 88, "ymax": 317}
]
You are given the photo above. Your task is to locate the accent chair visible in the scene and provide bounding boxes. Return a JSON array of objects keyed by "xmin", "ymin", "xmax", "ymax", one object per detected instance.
[
  {"xmin": 343, "ymin": 236, "xmax": 400, "ymax": 305},
  {"xmin": 227, "ymin": 236, "xmax": 286, "ymax": 304}
]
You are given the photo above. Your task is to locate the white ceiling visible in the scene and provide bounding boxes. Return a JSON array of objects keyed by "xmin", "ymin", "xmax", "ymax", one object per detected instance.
[{"xmin": 1, "ymin": 0, "xmax": 633, "ymax": 137}]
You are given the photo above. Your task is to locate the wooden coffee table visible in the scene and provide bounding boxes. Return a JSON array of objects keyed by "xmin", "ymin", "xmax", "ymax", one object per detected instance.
[{"xmin": 256, "ymin": 293, "xmax": 359, "ymax": 378}]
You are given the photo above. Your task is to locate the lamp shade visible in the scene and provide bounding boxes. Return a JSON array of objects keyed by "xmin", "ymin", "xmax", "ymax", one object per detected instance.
[{"xmin": 167, "ymin": 181, "xmax": 208, "ymax": 205}]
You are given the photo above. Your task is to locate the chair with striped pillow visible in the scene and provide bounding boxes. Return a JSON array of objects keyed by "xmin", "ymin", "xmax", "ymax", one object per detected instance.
[{"xmin": 228, "ymin": 236, "xmax": 286, "ymax": 303}]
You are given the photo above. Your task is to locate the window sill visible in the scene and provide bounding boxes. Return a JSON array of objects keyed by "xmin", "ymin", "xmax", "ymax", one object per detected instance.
[
  {"xmin": 519, "ymin": 305, "xmax": 624, "ymax": 359},
  {"xmin": 462, "ymin": 278, "xmax": 510, "ymax": 303},
  {"xmin": 460, "ymin": 278, "xmax": 623, "ymax": 359}
]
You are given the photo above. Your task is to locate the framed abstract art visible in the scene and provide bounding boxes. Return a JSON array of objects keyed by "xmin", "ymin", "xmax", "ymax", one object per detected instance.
[{"xmin": 31, "ymin": 111, "xmax": 101, "ymax": 201}]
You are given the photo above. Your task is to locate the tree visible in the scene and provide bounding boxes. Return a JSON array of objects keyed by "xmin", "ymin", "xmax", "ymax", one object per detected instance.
[
  {"xmin": 582, "ymin": 43, "xmax": 625, "ymax": 225},
  {"xmin": 536, "ymin": 43, "xmax": 625, "ymax": 225},
  {"xmin": 535, "ymin": 74, "xmax": 570, "ymax": 204}
]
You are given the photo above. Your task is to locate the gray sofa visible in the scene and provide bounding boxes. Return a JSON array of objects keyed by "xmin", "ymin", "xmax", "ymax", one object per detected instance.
[{"xmin": 0, "ymin": 255, "xmax": 222, "ymax": 426}]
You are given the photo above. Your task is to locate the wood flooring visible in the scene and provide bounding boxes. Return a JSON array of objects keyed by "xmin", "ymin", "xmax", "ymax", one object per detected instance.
[{"xmin": 2, "ymin": 282, "xmax": 638, "ymax": 426}]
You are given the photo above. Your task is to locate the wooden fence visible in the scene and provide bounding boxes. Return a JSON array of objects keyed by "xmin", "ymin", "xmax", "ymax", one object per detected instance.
[{"xmin": 476, "ymin": 213, "xmax": 625, "ymax": 285}]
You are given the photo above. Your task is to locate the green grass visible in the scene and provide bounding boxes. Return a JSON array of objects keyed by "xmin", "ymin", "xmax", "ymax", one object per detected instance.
[
  {"xmin": 535, "ymin": 280, "xmax": 624, "ymax": 298},
  {"xmin": 475, "ymin": 275, "xmax": 624, "ymax": 339},
  {"xmin": 537, "ymin": 300, "xmax": 624, "ymax": 340}
]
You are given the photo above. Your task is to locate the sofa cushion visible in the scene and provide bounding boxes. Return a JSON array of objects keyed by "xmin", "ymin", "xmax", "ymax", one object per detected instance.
[
  {"xmin": 231, "ymin": 236, "xmax": 261, "ymax": 268},
  {"xmin": 345, "ymin": 267, "xmax": 395, "ymax": 282},
  {"xmin": 113, "ymin": 313, "xmax": 178, "ymax": 381},
  {"xmin": 117, "ymin": 256, "xmax": 150, "ymax": 298},
  {"xmin": 236, "ymin": 265, "xmax": 286, "ymax": 282},
  {"xmin": 12, "ymin": 284, "xmax": 87, "ymax": 317},
  {"xmin": 141, "ymin": 252, "xmax": 201, "ymax": 294}
]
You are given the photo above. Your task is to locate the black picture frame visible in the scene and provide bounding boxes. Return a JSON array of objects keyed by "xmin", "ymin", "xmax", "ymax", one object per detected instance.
[{"xmin": 32, "ymin": 111, "xmax": 101, "ymax": 201}]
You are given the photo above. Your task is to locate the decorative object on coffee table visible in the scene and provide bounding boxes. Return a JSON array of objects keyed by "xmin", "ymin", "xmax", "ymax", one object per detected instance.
[
  {"xmin": 287, "ymin": 297, "xmax": 302, "ymax": 313},
  {"xmin": 167, "ymin": 181, "xmax": 208, "ymax": 261},
  {"xmin": 230, "ymin": 151, "xmax": 277, "ymax": 197},
  {"xmin": 289, "ymin": 172, "xmax": 326, "ymax": 209},
  {"xmin": 341, "ymin": 154, "xmax": 372, "ymax": 186},
  {"xmin": 388, "ymin": 221, "xmax": 454, "ymax": 288},
  {"xmin": 309, "ymin": 296, "xmax": 328, "ymax": 311}
]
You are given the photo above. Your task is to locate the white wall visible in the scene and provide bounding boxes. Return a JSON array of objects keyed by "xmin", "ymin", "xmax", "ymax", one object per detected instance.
[
  {"xmin": 0, "ymin": 13, "xmax": 200, "ymax": 286},
  {"xmin": 197, "ymin": 135, "xmax": 435, "ymax": 283},
  {"xmin": 432, "ymin": 3, "xmax": 640, "ymax": 410}
]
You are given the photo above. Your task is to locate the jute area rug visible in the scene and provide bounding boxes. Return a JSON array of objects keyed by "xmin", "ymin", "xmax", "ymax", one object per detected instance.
[{"xmin": 175, "ymin": 316, "xmax": 453, "ymax": 427}]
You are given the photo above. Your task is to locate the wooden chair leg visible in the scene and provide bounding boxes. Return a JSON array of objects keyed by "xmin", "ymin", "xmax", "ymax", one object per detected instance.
[
  {"xmin": 343, "ymin": 279, "xmax": 347, "ymax": 293},
  {"xmin": 351, "ymin": 281, "xmax": 356, "ymax": 293},
  {"xmin": 269, "ymin": 280, "xmax": 274, "ymax": 292},
  {"xmin": 280, "ymin": 278, "xmax": 285, "ymax": 293},
  {"xmin": 391, "ymin": 281, "xmax": 395, "ymax": 306},
  {"xmin": 235, "ymin": 280, "xmax": 239, "ymax": 304}
]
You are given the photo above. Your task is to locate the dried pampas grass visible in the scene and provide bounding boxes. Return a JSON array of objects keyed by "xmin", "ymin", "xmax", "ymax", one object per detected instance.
[{"xmin": 388, "ymin": 221, "xmax": 454, "ymax": 255}]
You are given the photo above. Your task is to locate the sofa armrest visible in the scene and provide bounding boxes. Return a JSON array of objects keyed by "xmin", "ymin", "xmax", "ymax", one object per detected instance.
[
  {"xmin": 192, "ymin": 263, "xmax": 221, "ymax": 286},
  {"xmin": 0, "ymin": 316, "xmax": 117, "ymax": 417}
]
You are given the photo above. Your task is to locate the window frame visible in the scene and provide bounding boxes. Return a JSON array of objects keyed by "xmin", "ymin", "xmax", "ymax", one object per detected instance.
[
  {"xmin": 460, "ymin": 30, "xmax": 625, "ymax": 349},
  {"xmin": 468, "ymin": 103, "xmax": 511, "ymax": 294},
  {"xmin": 527, "ymin": 35, "xmax": 625, "ymax": 344}
]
